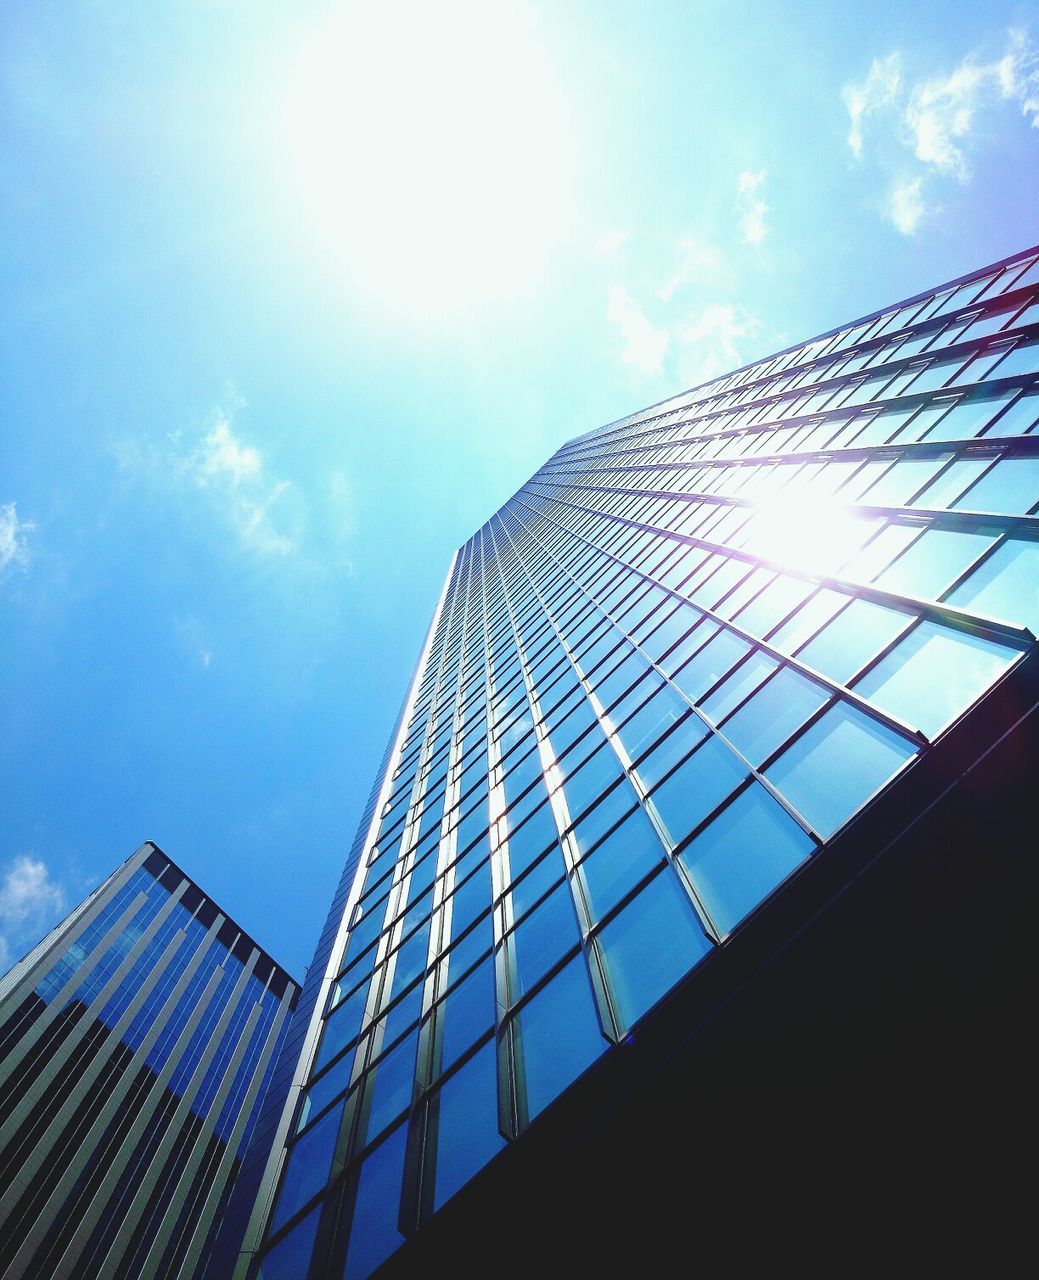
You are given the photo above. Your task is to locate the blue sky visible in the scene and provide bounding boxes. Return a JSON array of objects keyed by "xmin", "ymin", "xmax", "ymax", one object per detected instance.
[{"xmin": 2, "ymin": 0, "xmax": 1038, "ymax": 979}]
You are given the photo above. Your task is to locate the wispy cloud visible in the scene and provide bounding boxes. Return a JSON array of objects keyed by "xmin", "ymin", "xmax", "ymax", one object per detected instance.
[
  {"xmin": 676, "ymin": 303, "xmax": 759, "ymax": 387},
  {"xmin": 888, "ymin": 177, "xmax": 926, "ymax": 235},
  {"xmin": 187, "ymin": 414, "xmax": 295, "ymax": 557},
  {"xmin": 735, "ymin": 170, "xmax": 768, "ymax": 245},
  {"xmin": 843, "ymin": 52, "xmax": 903, "ymax": 158},
  {"xmin": 115, "ymin": 405, "xmax": 301, "ymax": 560},
  {"xmin": 657, "ymin": 235, "xmax": 722, "ymax": 303},
  {"xmin": 0, "ymin": 855, "xmax": 65, "ymax": 974},
  {"xmin": 607, "ymin": 286, "xmax": 669, "ymax": 373},
  {"xmin": 842, "ymin": 30, "xmax": 1039, "ymax": 233},
  {"xmin": 0, "ymin": 502, "xmax": 35, "ymax": 576}
]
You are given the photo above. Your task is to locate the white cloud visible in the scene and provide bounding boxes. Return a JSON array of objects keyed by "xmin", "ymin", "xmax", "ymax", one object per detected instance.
[
  {"xmin": 191, "ymin": 419, "xmax": 263, "ymax": 488},
  {"xmin": 186, "ymin": 412, "xmax": 296, "ymax": 557},
  {"xmin": 888, "ymin": 177, "xmax": 926, "ymax": 235},
  {"xmin": 844, "ymin": 31, "xmax": 1039, "ymax": 184},
  {"xmin": 675, "ymin": 303, "xmax": 759, "ymax": 387},
  {"xmin": 843, "ymin": 52, "xmax": 903, "ymax": 158},
  {"xmin": 905, "ymin": 29, "xmax": 1039, "ymax": 179},
  {"xmin": 0, "ymin": 855, "xmax": 65, "ymax": 974},
  {"xmin": 0, "ymin": 502, "xmax": 35, "ymax": 575},
  {"xmin": 657, "ymin": 235, "xmax": 722, "ymax": 303},
  {"xmin": 735, "ymin": 170, "xmax": 768, "ymax": 245},
  {"xmin": 607, "ymin": 286, "xmax": 669, "ymax": 374},
  {"xmin": 593, "ymin": 229, "xmax": 628, "ymax": 256}
]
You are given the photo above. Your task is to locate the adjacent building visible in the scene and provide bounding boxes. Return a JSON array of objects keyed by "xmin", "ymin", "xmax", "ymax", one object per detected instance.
[{"xmin": 0, "ymin": 841, "xmax": 299, "ymax": 1280}]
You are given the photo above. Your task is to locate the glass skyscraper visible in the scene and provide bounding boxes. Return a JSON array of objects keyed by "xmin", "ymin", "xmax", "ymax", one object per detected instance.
[
  {"xmin": 242, "ymin": 244, "xmax": 1039, "ymax": 1279},
  {"xmin": 0, "ymin": 842, "xmax": 298, "ymax": 1280}
]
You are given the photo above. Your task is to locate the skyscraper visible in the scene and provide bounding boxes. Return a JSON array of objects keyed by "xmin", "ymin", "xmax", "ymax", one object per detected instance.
[
  {"xmin": 0, "ymin": 842, "xmax": 298, "ymax": 1280},
  {"xmin": 241, "ymin": 244, "xmax": 1039, "ymax": 1279}
]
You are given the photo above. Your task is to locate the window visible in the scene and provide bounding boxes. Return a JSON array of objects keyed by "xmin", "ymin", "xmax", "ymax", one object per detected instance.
[
  {"xmin": 597, "ymin": 868, "xmax": 712, "ymax": 1032},
  {"xmin": 515, "ymin": 956, "xmax": 605, "ymax": 1122},
  {"xmin": 766, "ymin": 702, "xmax": 916, "ymax": 837},
  {"xmin": 431, "ymin": 1040, "xmax": 506, "ymax": 1210},
  {"xmin": 678, "ymin": 783, "xmax": 813, "ymax": 934},
  {"xmin": 854, "ymin": 621, "xmax": 1019, "ymax": 737},
  {"xmin": 649, "ymin": 736, "xmax": 748, "ymax": 846}
]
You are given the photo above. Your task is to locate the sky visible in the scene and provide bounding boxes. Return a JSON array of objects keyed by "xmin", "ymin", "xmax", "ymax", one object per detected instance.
[{"xmin": 2, "ymin": 0, "xmax": 1038, "ymax": 980}]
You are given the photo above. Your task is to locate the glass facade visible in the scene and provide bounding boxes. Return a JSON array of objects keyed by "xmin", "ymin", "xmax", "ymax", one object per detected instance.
[
  {"xmin": 0, "ymin": 842, "xmax": 298, "ymax": 1280},
  {"xmin": 249, "ymin": 244, "xmax": 1039, "ymax": 1280}
]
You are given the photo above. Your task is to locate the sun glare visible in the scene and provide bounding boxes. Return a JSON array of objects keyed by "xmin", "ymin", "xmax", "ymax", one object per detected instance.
[
  {"xmin": 282, "ymin": 0, "xmax": 575, "ymax": 315},
  {"xmin": 741, "ymin": 493, "xmax": 870, "ymax": 577}
]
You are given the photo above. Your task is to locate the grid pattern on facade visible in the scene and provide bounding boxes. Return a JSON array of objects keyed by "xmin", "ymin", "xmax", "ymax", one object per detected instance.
[
  {"xmin": 253, "ymin": 245, "xmax": 1039, "ymax": 1280},
  {"xmin": 0, "ymin": 843, "xmax": 298, "ymax": 1280}
]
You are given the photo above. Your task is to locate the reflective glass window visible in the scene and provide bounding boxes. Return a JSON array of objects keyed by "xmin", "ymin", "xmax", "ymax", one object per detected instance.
[
  {"xmin": 946, "ymin": 536, "xmax": 1039, "ymax": 631},
  {"xmin": 342, "ymin": 1123, "xmax": 408, "ymax": 1280},
  {"xmin": 766, "ymin": 702, "xmax": 916, "ymax": 836},
  {"xmin": 649, "ymin": 736, "xmax": 748, "ymax": 846},
  {"xmin": 797, "ymin": 598, "xmax": 909, "ymax": 684},
  {"xmin": 432, "ymin": 1040, "xmax": 506, "ymax": 1210},
  {"xmin": 509, "ymin": 880, "xmax": 580, "ymax": 1002},
  {"xmin": 259, "ymin": 1203, "xmax": 321, "ymax": 1280},
  {"xmin": 516, "ymin": 955, "xmax": 605, "ymax": 1122},
  {"xmin": 598, "ymin": 868, "xmax": 712, "ymax": 1032},
  {"xmin": 678, "ymin": 783, "xmax": 813, "ymax": 934},
  {"xmin": 721, "ymin": 666, "xmax": 828, "ymax": 764},
  {"xmin": 272, "ymin": 1101, "xmax": 342, "ymax": 1233},
  {"xmin": 576, "ymin": 804, "xmax": 666, "ymax": 923},
  {"xmin": 854, "ymin": 621, "xmax": 1019, "ymax": 736},
  {"xmin": 438, "ymin": 955, "xmax": 495, "ymax": 1075},
  {"xmin": 874, "ymin": 527, "xmax": 996, "ymax": 599}
]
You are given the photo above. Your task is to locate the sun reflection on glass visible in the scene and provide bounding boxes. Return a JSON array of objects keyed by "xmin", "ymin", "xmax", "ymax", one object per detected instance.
[{"xmin": 740, "ymin": 493, "xmax": 873, "ymax": 576}]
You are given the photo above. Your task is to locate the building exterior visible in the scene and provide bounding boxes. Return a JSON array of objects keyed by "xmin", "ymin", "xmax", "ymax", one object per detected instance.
[
  {"xmin": 0, "ymin": 841, "xmax": 299, "ymax": 1280},
  {"xmin": 241, "ymin": 244, "xmax": 1039, "ymax": 1279}
]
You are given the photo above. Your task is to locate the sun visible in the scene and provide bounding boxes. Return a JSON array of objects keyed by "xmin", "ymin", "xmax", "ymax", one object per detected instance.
[{"xmin": 281, "ymin": 0, "xmax": 576, "ymax": 317}]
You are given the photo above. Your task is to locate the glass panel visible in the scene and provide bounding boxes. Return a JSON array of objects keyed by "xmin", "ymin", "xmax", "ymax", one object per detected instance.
[
  {"xmin": 271, "ymin": 1101, "xmax": 342, "ymax": 1232},
  {"xmin": 721, "ymin": 666, "xmax": 829, "ymax": 764},
  {"xmin": 438, "ymin": 955, "xmax": 495, "ymax": 1075},
  {"xmin": 361, "ymin": 1029, "xmax": 418, "ymax": 1143},
  {"xmin": 946, "ymin": 536, "xmax": 1039, "ymax": 632},
  {"xmin": 516, "ymin": 955, "xmax": 606, "ymax": 1122},
  {"xmin": 670, "ymin": 627, "xmax": 752, "ymax": 703},
  {"xmin": 678, "ymin": 784, "xmax": 813, "ymax": 934},
  {"xmin": 874, "ymin": 528, "xmax": 996, "ymax": 600},
  {"xmin": 509, "ymin": 880, "xmax": 580, "ymax": 1002},
  {"xmin": 953, "ymin": 457, "xmax": 1039, "ymax": 515},
  {"xmin": 597, "ymin": 868, "xmax": 712, "ymax": 1033},
  {"xmin": 432, "ymin": 1039, "xmax": 506, "ymax": 1210},
  {"xmin": 700, "ymin": 650, "xmax": 778, "ymax": 721},
  {"xmin": 853, "ymin": 621, "xmax": 1019, "ymax": 737},
  {"xmin": 575, "ymin": 804, "xmax": 666, "ymax": 923},
  {"xmin": 766, "ymin": 702, "xmax": 916, "ymax": 837},
  {"xmin": 649, "ymin": 736, "xmax": 749, "ymax": 845},
  {"xmin": 342, "ymin": 1123, "xmax": 408, "ymax": 1280},
  {"xmin": 259, "ymin": 1203, "xmax": 321, "ymax": 1280},
  {"xmin": 797, "ymin": 598, "xmax": 909, "ymax": 684}
]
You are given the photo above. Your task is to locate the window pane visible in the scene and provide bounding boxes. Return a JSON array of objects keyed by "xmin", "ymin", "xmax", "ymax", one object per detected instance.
[
  {"xmin": 874, "ymin": 528, "xmax": 996, "ymax": 600},
  {"xmin": 853, "ymin": 621, "xmax": 1019, "ymax": 737},
  {"xmin": 598, "ymin": 868, "xmax": 712, "ymax": 1033},
  {"xmin": 796, "ymin": 598, "xmax": 909, "ymax": 684},
  {"xmin": 516, "ymin": 956, "xmax": 606, "ymax": 1122},
  {"xmin": 766, "ymin": 702, "xmax": 916, "ymax": 837},
  {"xmin": 700, "ymin": 650, "xmax": 778, "ymax": 721},
  {"xmin": 953, "ymin": 456, "xmax": 1039, "ymax": 515},
  {"xmin": 433, "ymin": 1040, "xmax": 506, "ymax": 1210},
  {"xmin": 576, "ymin": 805, "xmax": 666, "ymax": 923},
  {"xmin": 721, "ymin": 666, "xmax": 828, "ymax": 765},
  {"xmin": 649, "ymin": 737, "xmax": 748, "ymax": 846},
  {"xmin": 946, "ymin": 536, "xmax": 1039, "ymax": 631},
  {"xmin": 438, "ymin": 955, "xmax": 495, "ymax": 1076},
  {"xmin": 259, "ymin": 1203, "xmax": 321, "ymax": 1280},
  {"xmin": 509, "ymin": 880, "xmax": 580, "ymax": 1002},
  {"xmin": 361, "ymin": 1029, "xmax": 417, "ymax": 1143},
  {"xmin": 678, "ymin": 784, "xmax": 813, "ymax": 935},
  {"xmin": 342, "ymin": 1123, "xmax": 407, "ymax": 1280},
  {"xmin": 272, "ymin": 1101, "xmax": 342, "ymax": 1232}
]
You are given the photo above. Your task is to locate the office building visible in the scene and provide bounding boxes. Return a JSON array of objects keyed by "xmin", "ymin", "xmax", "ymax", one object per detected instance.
[
  {"xmin": 0, "ymin": 841, "xmax": 298, "ymax": 1280},
  {"xmin": 242, "ymin": 243, "xmax": 1039, "ymax": 1278}
]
